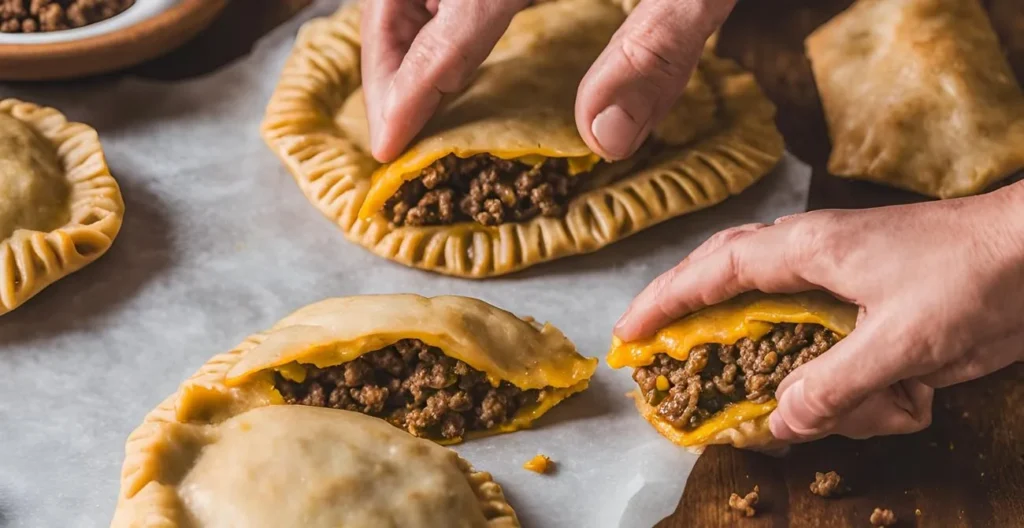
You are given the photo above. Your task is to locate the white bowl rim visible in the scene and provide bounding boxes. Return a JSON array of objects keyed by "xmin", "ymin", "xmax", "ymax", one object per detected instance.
[{"xmin": 0, "ymin": 0, "xmax": 182, "ymax": 46}]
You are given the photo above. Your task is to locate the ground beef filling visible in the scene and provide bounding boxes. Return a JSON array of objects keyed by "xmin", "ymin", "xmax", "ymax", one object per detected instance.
[
  {"xmin": 275, "ymin": 339, "xmax": 544, "ymax": 440},
  {"xmin": 383, "ymin": 153, "xmax": 582, "ymax": 227},
  {"xmin": 633, "ymin": 323, "xmax": 840, "ymax": 430}
]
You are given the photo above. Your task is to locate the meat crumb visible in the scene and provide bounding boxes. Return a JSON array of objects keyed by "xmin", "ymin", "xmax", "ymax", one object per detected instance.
[
  {"xmin": 728, "ymin": 485, "xmax": 759, "ymax": 517},
  {"xmin": 809, "ymin": 471, "xmax": 843, "ymax": 497},
  {"xmin": 870, "ymin": 507, "xmax": 897, "ymax": 526},
  {"xmin": 523, "ymin": 454, "xmax": 554, "ymax": 474}
]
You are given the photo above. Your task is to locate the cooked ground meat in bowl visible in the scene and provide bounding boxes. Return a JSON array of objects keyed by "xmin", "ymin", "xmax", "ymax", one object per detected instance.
[
  {"xmin": 0, "ymin": 0, "xmax": 135, "ymax": 33},
  {"xmin": 632, "ymin": 323, "xmax": 840, "ymax": 430},
  {"xmin": 275, "ymin": 338, "xmax": 548, "ymax": 441},
  {"xmin": 383, "ymin": 153, "xmax": 590, "ymax": 227}
]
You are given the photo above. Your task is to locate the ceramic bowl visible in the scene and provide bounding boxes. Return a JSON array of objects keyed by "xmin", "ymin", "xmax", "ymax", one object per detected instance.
[{"xmin": 0, "ymin": 0, "xmax": 229, "ymax": 81}]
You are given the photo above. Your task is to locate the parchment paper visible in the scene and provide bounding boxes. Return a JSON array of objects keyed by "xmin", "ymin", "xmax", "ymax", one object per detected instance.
[{"xmin": 0, "ymin": 3, "xmax": 811, "ymax": 527}]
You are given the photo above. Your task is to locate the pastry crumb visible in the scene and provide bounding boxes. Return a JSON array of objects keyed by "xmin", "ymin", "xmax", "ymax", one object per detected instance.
[
  {"xmin": 728, "ymin": 485, "xmax": 759, "ymax": 517},
  {"xmin": 870, "ymin": 507, "xmax": 897, "ymax": 526},
  {"xmin": 809, "ymin": 471, "xmax": 843, "ymax": 497},
  {"xmin": 523, "ymin": 454, "xmax": 554, "ymax": 474}
]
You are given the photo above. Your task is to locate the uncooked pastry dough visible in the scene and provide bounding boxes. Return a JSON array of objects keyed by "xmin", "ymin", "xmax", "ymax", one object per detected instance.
[
  {"xmin": 112, "ymin": 294, "xmax": 599, "ymax": 526},
  {"xmin": 261, "ymin": 0, "xmax": 783, "ymax": 278},
  {"xmin": 0, "ymin": 99, "xmax": 124, "ymax": 315}
]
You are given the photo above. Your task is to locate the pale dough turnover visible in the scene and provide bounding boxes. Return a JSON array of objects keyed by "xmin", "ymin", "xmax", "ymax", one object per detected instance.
[
  {"xmin": 806, "ymin": 0, "xmax": 1024, "ymax": 198},
  {"xmin": 261, "ymin": 0, "xmax": 783, "ymax": 278},
  {"xmin": 175, "ymin": 406, "xmax": 506, "ymax": 528},
  {"xmin": 112, "ymin": 294, "xmax": 599, "ymax": 526},
  {"xmin": 0, "ymin": 99, "xmax": 124, "ymax": 315}
]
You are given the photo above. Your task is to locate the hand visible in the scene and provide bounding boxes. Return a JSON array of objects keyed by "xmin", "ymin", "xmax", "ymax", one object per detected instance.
[
  {"xmin": 614, "ymin": 183, "xmax": 1024, "ymax": 442},
  {"xmin": 361, "ymin": 0, "xmax": 737, "ymax": 163}
]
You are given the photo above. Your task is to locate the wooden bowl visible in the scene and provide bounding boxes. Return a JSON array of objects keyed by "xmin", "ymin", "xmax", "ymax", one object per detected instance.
[{"xmin": 0, "ymin": 0, "xmax": 230, "ymax": 81}]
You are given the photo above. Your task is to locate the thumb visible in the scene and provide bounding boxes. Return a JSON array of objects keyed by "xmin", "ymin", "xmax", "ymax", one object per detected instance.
[
  {"xmin": 575, "ymin": 0, "xmax": 735, "ymax": 160},
  {"xmin": 767, "ymin": 320, "xmax": 917, "ymax": 441}
]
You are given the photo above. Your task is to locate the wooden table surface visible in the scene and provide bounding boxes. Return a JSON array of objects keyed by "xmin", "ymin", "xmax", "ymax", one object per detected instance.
[{"xmin": 127, "ymin": 0, "xmax": 1021, "ymax": 526}]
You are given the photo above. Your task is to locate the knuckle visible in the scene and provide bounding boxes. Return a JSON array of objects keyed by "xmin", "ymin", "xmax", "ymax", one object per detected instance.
[
  {"xmin": 408, "ymin": 33, "xmax": 472, "ymax": 90},
  {"xmin": 703, "ymin": 227, "xmax": 744, "ymax": 253},
  {"xmin": 619, "ymin": 28, "xmax": 694, "ymax": 87},
  {"xmin": 652, "ymin": 282, "xmax": 680, "ymax": 321},
  {"xmin": 723, "ymin": 243, "xmax": 746, "ymax": 287},
  {"xmin": 915, "ymin": 407, "xmax": 933, "ymax": 430},
  {"xmin": 905, "ymin": 324, "xmax": 954, "ymax": 372},
  {"xmin": 802, "ymin": 381, "xmax": 844, "ymax": 424},
  {"xmin": 650, "ymin": 267, "xmax": 680, "ymax": 302},
  {"xmin": 785, "ymin": 213, "xmax": 842, "ymax": 273}
]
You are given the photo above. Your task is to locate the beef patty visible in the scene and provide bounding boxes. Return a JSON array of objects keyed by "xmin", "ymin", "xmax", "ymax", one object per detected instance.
[
  {"xmin": 633, "ymin": 323, "xmax": 840, "ymax": 430},
  {"xmin": 275, "ymin": 338, "xmax": 545, "ymax": 440},
  {"xmin": 383, "ymin": 153, "xmax": 584, "ymax": 227}
]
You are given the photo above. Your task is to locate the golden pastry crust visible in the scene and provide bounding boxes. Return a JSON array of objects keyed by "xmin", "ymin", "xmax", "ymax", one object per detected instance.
[
  {"xmin": 261, "ymin": 0, "xmax": 783, "ymax": 278},
  {"xmin": 806, "ymin": 0, "xmax": 1024, "ymax": 198},
  {"xmin": 112, "ymin": 296, "xmax": 565, "ymax": 526},
  {"xmin": 607, "ymin": 292, "xmax": 857, "ymax": 452},
  {"xmin": 0, "ymin": 99, "xmax": 124, "ymax": 315}
]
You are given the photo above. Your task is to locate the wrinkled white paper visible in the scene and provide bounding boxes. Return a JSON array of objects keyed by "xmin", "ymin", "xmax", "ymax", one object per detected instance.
[{"xmin": 0, "ymin": 2, "xmax": 810, "ymax": 527}]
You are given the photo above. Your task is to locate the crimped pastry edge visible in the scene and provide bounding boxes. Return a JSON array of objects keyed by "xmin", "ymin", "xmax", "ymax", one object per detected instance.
[
  {"xmin": 260, "ymin": 1, "xmax": 783, "ymax": 278},
  {"xmin": 0, "ymin": 98, "xmax": 124, "ymax": 314}
]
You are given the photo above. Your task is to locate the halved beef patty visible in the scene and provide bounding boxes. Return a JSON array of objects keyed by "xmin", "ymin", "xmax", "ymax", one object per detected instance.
[
  {"xmin": 275, "ymin": 338, "xmax": 546, "ymax": 440},
  {"xmin": 632, "ymin": 323, "xmax": 840, "ymax": 430}
]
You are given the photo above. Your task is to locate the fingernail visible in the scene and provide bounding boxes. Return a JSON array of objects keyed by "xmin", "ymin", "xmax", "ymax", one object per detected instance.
[
  {"xmin": 591, "ymin": 104, "xmax": 641, "ymax": 160},
  {"xmin": 613, "ymin": 313, "xmax": 630, "ymax": 335}
]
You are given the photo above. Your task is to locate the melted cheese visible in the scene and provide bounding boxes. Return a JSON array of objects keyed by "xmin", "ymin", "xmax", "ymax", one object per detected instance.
[
  {"xmin": 250, "ymin": 361, "xmax": 590, "ymax": 445},
  {"xmin": 606, "ymin": 291, "xmax": 857, "ymax": 368},
  {"xmin": 357, "ymin": 151, "xmax": 602, "ymax": 221},
  {"xmin": 522, "ymin": 454, "xmax": 553, "ymax": 474},
  {"xmin": 206, "ymin": 295, "xmax": 596, "ymax": 443}
]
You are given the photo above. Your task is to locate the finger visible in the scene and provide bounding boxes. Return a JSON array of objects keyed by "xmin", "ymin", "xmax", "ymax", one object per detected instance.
[
  {"xmin": 917, "ymin": 330, "xmax": 1024, "ymax": 388},
  {"xmin": 768, "ymin": 320, "xmax": 929, "ymax": 441},
  {"xmin": 614, "ymin": 223, "xmax": 818, "ymax": 341},
  {"xmin": 613, "ymin": 223, "xmax": 765, "ymax": 339},
  {"xmin": 361, "ymin": 0, "xmax": 435, "ymax": 160},
  {"xmin": 576, "ymin": 0, "xmax": 736, "ymax": 160},
  {"xmin": 686, "ymin": 223, "xmax": 768, "ymax": 263},
  {"xmin": 774, "ymin": 213, "xmax": 802, "ymax": 225},
  {"xmin": 778, "ymin": 380, "xmax": 933, "ymax": 442},
  {"xmin": 374, "ymin": 0, "xmax": 530, "ymax": 162}
]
